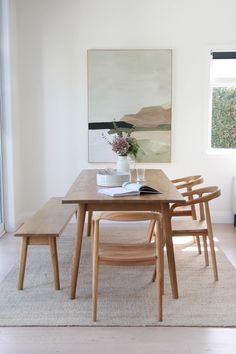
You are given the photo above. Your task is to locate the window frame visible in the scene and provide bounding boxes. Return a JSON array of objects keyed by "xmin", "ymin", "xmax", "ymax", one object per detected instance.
[{"xmin": 209, "ymin": 50, "xmax": 236, "ymax": 153}]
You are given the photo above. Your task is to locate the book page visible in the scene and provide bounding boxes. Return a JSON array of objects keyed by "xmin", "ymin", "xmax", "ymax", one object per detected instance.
[
  {"xmin": 98, "ymin": 187, "xmax": 139, "ymax": 197},
  {"xmin": 122, "ymin": 182, "xmax": 161, "ymax": 194},
  {"xmin": 122, "ymin": 182, "xmax": 142, "ymax": 192}
]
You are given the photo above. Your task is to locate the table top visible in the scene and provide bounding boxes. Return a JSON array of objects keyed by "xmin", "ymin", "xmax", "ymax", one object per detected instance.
[{"xmin": 62, "ymin": 169, "xmax": 185, "ymax": 205}]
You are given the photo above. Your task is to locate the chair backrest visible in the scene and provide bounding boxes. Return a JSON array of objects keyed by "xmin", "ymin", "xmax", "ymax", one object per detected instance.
[
  {"xmin": 171, "ymin": 175, "xmax": 204, "ymax": 219},
  {"xmin": 93, "ymin": 211, "xmax": 160, "ymax": 222},
  {"xmin": 171, "ymin": 186, "xmax": 221, "ymax": 221},
  {"xmin": 171, "ymin": 175, "xmax": 204, "ymax": 192}
]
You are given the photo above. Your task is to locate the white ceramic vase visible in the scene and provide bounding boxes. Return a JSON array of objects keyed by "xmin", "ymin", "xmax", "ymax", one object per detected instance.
[{"xmin": 116, "ymin": 155, "xmax": 130, "ymax": 173}]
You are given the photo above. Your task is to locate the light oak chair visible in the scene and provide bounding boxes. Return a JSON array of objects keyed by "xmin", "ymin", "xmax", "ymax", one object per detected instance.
[
  {"xmin": 91, "ymin": 211, "xmax": 164, "ymax": 322},
  {"xmin": 170, "ymin": 186, "xmax": 221, "ymax": 281},
  {"xmin": 147, "ymin": 175, "xmax": 204, "ymax": 254},
  {"xmin": 151, "ymin": 186, "xmax": 221, "ymax": 282}
]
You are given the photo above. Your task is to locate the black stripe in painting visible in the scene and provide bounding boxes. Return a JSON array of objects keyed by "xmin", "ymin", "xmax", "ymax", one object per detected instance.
[{"xmin": 88, "ymin": 122, "xmax": 134, "ymax": 130}]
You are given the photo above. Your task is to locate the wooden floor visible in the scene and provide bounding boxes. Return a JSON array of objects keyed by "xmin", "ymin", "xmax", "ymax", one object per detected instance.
[{"xmin": 0, "ymin": 223, "xmax": 235, "ymax": 354}]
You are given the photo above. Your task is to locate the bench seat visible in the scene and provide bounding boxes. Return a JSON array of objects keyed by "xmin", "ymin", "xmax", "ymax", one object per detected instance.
[{"xmin": 15, "ymin": 197, "xmax": 77, "ymax": 290}]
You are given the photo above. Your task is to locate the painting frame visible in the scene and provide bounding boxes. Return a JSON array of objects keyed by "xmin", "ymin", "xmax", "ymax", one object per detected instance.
[{"xmin": 87, "ymin": 49, "xmax": 172, "ymax": 163}]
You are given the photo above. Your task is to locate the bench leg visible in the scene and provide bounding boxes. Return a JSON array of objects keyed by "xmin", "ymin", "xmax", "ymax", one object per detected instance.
[
  {"xmin": 18, "ymin": 237, "xmax": 29, "ymax": 290},
  {"xmin": 49, "ymin": 238, "xmax": 60, "ymax": 290}
]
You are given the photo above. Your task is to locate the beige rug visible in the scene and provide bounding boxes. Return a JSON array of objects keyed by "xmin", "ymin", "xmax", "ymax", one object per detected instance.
[{"xmin": 0, "ymin": 223, "xmax": 236, "ymax": 327}]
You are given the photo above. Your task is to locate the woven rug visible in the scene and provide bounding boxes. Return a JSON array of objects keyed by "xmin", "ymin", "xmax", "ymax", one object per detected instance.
[{"xmin": 0, "ymin": 223, "xmax": 236, "ymax": 327}]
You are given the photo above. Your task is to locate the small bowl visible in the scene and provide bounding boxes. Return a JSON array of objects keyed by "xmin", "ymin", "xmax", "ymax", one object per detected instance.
[{"xmin": 96, "ymin": 171, "xmax": 131, "ymax": 187}]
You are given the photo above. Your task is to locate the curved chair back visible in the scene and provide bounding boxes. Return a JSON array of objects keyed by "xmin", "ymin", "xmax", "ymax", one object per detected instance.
[
  {"xmin": 171, "ymin": 175, "xmax": 204, "ymax": 221},
  {"xmin": 179, "ymin": 186, "xmax": 221, "ymax": 206},
  {"xmin": 172, "ymin": 175, "xmax": 204, "ymax": 192},
  {"xmin": 93, "ymin": 211, "xmax": 160, "ymax": 222}
]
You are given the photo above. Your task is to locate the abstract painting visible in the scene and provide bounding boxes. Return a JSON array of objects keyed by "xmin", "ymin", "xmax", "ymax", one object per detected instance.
[{"xmin": 87, "ymin": 49, "xmax": 172, "ymax": 162}]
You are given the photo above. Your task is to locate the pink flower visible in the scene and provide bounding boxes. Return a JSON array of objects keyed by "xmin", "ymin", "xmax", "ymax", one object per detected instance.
[{"xmin": 112, "ymin": 136, "xmax": 130, "ymax": 156}]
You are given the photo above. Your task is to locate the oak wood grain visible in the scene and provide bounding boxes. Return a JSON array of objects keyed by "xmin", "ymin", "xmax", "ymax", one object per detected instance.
[
  {"xmin": 15, "ymin": 198, "xmax": 77, "ymax": 237},
  {"xmin": 62, "ymin": 169, "xmax": 185, "ymax": 205},
  {"xmin": 15, "ymin": 198, "xmax": 77, "ymax": 291}
]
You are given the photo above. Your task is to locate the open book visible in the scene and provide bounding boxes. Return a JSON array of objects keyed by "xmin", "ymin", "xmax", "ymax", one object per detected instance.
[{"xmin": 98, "ymin": 182, "xmax": 161, "ymax": 197}]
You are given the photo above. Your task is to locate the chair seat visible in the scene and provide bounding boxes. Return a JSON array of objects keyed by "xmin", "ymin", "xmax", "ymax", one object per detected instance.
[
  {"xmin": 99, "ymin": 242, "xmax": 156, "ymax": 265},
  {"xmin": 171, "ymin": 219, "xmax": 207, "ymax": 235}
]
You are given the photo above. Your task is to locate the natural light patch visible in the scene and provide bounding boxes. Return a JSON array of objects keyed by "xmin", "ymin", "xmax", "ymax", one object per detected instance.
[
  {"xmin": 182, "ymin": 245, "xmax": 219, "ymax": 252},
  {"xmin": 173, "ymin": 236, "xmax": 194, "ymax": 245}
]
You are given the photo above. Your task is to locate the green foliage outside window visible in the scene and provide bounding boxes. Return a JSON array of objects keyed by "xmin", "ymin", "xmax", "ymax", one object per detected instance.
[{"xmin": 212, "ymin": 87, "xmax": 236, "ymax": 148}]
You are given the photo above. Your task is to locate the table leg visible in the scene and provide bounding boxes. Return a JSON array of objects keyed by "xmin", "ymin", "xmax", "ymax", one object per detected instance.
[
  {"xmin": 70, "ymin": 203, "xmax": 87, "ymax": 299},
  {"xmin": 162, "ymin": 203, "xmax": 179, "ymax": 299}
]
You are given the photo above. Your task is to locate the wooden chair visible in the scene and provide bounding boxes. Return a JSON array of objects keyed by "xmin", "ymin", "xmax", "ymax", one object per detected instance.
[
  {"xmin": 147, "ymin": 175, "xmax": 204, "ymax": 254},
  {"xmin": 91, "ymin": 211, "xmax": 164, "ymax": 322},
  {"xmin": 170, "ymin": 186, "xmax": 221, "ymax": 281}
]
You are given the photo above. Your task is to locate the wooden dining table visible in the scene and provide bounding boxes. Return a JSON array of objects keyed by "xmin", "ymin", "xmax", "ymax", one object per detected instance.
[{"xmin": 62, "ymin": 169, "xmax": 185, "ymax": 300}]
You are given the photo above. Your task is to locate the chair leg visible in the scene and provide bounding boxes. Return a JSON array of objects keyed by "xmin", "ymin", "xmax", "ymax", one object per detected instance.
[
  {"xmin": 18, "ymin": 237, "xmax": 29, "ymax": 290},
  {"xmin": 195, "ymin": 236, "xmax": 201, "ymax": 254},
  {"xmin": 152, "ymin": 250, "xmax": 164, "ymax": 295},
  {"xmin": 49, "ymin": 237, "xmax": 60, "ymax": 290},
  {"xmin": 155, "ymin": 218, "xmax": 163, "ymax": 321},
  {"xmin": 91, "ymin": 219, "xmax": 94, "ymax": 239},
  {"xmin": 205, "ymin": 203, "xmax": 218, "ymax": 281},
  {"xmin": 208, "ymin": 233, "xmax": 218, "ymax": 281},
  {"xmin": 152, "ymin": 267, "xmax": 156, "ymax": 282},
  {"xmin": 151, "ymin": 219, "xmax": 159, "ymax": 284},
  {"xmin": 159, "ymin": 218, "xmax": 165, "ymax": 296},
  {"xmin": 92, "ymin": 220, "xmax": 99, "ymax": 321},
  {"xmin": 151, "ymin": 220, "xmax": 164, "ymax": 293},
  {"xmin": 202, "ymin": 235, "xmax": 209, "ymax": 266}
]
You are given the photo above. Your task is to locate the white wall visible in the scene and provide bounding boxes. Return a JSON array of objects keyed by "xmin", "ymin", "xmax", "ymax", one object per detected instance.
[{"xmin": 6, "ymin": 0, "xmax": 236, "ymax": 229}]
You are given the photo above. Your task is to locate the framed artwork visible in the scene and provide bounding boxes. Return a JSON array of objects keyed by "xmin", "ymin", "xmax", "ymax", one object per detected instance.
[{"xmin": 87, "ymin": 49, "xmax": 172, "ymax": 162}]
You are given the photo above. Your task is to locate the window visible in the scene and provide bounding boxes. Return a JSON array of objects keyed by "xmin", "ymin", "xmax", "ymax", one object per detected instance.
[
  {"xmin": 212, "ymin": 86, "xmax": 236, "ymax": 148},
  {"xmin": 0, "ymin": 2, "xmax": 5, "ymax": 235},
  {"xmin": 0, "ymin": 66, "xmax": 4, "ymax": 235},
  {"xmin": 210, "ymin": 51, "xmax": 236, "ymax": 149}
]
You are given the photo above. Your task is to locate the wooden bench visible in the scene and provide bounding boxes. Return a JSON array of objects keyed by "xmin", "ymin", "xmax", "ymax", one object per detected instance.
[{"xmin": 15, "ymin": 197, "xmax": 77, "ymax": 290}]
